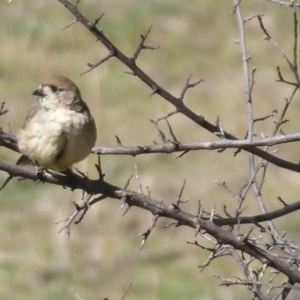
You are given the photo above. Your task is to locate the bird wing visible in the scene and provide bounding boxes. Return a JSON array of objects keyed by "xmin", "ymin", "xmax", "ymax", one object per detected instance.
[
  {"xmin": 16, "ymin": 154, "xmax": 34, "ymax": 166},
  {"xmin": 23, "ymin": 99, "xmax": 43, "ymax": 128},
  {"xmin": 55, "ymin": 131, "xmax": 67, "ymax": 161}
]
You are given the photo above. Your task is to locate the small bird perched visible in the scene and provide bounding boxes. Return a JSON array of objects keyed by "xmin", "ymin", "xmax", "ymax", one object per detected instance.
[
  {"xmin": 17, "ymin": 75, "xmax": 97, "ymax": 171},
  {"xmin": 0, "ymin": 75, "xmax": 97, "ymax": 191}
]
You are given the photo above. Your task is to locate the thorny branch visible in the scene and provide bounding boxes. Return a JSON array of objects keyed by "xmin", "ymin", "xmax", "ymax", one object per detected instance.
[
  {"xmin": 56, "ymin": 0, "xmax": 300, "ymax": 176},
  {"xmin": 233, "ymin": 1, "xmax": 300, "ymax": 299},
  {"xmin": 1, "ymin": 1, "xmax": 300, "ymax": 298},
  {"xmin": 3, "ymin": 130, "xmax": 300, "ymax": 172}
]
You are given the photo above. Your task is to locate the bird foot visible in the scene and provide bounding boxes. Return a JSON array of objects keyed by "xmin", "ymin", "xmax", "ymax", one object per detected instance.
[{"xmin": 35, "ymin": 167, "xmax": 51, "ymax": 183}]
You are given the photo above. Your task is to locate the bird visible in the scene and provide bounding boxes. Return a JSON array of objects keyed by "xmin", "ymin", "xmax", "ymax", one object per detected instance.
[{"xmin": 0, "ymin": 75, "xmax": 97, "ymax": 190}]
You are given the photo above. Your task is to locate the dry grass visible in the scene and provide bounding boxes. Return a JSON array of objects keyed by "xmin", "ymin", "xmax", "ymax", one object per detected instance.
[{"xmin": 1, "ymin": 0, "xmax": 300, "ymax": 299}]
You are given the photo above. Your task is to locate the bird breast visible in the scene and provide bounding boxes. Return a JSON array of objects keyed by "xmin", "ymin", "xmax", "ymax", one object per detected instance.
[{"xmin": 17, "ymin": 107, "xmax": 96, "ymax": 171}]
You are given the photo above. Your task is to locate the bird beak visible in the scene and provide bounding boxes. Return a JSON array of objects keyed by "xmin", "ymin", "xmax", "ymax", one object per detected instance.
[{"xmin": 32, "ymin": 88, "xmax": 45, "ymax": 97}]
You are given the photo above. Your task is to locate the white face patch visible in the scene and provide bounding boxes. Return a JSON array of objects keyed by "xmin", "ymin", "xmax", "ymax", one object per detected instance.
[{"xmin": 39, "ymin": 86, "xmax": 60, "ymax": 110}]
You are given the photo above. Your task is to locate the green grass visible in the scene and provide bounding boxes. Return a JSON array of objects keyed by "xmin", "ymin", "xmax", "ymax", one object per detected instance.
[{"xmin": 1, "ymin": 0, "xmax": 300, "ymax": 299}]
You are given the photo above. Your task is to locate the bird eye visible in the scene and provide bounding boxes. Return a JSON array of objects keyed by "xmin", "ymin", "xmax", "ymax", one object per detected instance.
[{"xmin": 50, "ymin": 85, "xmax": 61, "ymax": 94}]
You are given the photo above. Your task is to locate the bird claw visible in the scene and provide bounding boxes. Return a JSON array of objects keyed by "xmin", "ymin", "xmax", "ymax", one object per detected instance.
[{"xmin": 35, "ymin": 167, "xmax": 49, "ymax": 183}]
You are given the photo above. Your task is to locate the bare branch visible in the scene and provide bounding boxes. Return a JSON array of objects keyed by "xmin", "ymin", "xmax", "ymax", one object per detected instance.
[
  {"xmin": 150, "ymin": 119, "xmax": 167, "ymax": 143},
  {"xmin": 179, "ymin": 74, "xmax": 203, "ymax": 101},
  {"xmin": 55, "ymin": 194, "xmax": 93, "ymax": 238},
  {"xmin": 0, "ymin": 102, "xmax": 8, "ymax": 116},
  {"xmin": 81, "ymin": 52, "xmax": 115, "ymax": 75},
  {"xmin": 61, "ymin": 19, "xmax": 78, "ymax": 30},
  {"xmin": 262, "ymin": 0, "xmax": 300, "ymax": 7},
  {"xmin": 131, "ymin": 26, "xmax": 159, "ymax": 62},
  {"xmin": 135, "ymin": 164, "xmax": 143, "ymax": 194},
  {"xmin": 257, "ymin": 15, "xmax": 299, "ymax": 84},
  {"xmin": 121, "ymin": 284, "xmax": 132, "ymax": 300},
  {"xmin": 55, "ymin": 0, "xmax": 300, "ymax": 173},
  {"xmin": 156, "ymin": 110, "xmax": 178, "ymax": 122},
  {"xmin": 90, "ymin": 13, "xmax": 105, "ymax": 29},
  {"xmin": 139, "ymin": 214, "xmax": 159, "ymax": 253},
  {"xmin": 174, "ymin": 179, "xmax": 188, "ymax": 207}
]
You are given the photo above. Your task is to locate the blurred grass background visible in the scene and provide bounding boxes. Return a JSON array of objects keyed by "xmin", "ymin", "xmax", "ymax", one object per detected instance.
[{"xmin": 1, "ymin": 0, "xmax": 300, "ymax": 299}]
